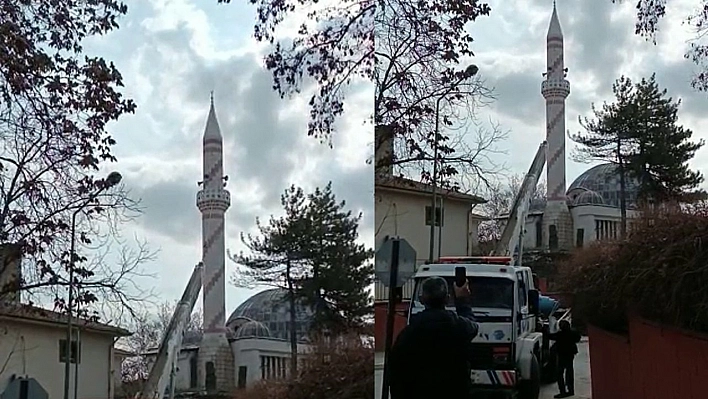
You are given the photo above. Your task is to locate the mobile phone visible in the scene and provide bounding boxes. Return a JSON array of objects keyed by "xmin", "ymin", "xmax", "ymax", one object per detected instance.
[{"xmin": 455, "ymin": 266, "xmax": 467, "ymax": 288}]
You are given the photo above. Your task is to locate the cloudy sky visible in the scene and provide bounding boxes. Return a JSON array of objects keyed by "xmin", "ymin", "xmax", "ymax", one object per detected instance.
[
  {"xmin": 464, "ymin": 0, "xmax": 708, "ymax": 185},
  {"xmin": 82, "ymin": 0, "xmax": 373, "ymax": 316}
]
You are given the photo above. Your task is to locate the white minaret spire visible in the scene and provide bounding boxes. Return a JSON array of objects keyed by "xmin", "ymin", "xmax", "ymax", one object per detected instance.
[
  {"xmin": 542, "ymin": 1, "xmax": 570, "ymax": 201},
  {"xmin": 196, "ymin": 94, "xmax": 234, "ymax": 391},
  {"xmin": 540, "ymin": 2, "xmax": 573, "ymax": 251},
  {"xmin": 198, "ymin": 93, "xmax": 229, "ymax": 331}
]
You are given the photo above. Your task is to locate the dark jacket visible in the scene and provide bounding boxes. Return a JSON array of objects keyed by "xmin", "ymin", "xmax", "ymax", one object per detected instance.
[
  {"xmin": 388, "ymin": 301, "xmax": 479, "ymax": 399},
  {"xmin": 549, "ymin": 328, "xmax": 582, "ymax": 357}
]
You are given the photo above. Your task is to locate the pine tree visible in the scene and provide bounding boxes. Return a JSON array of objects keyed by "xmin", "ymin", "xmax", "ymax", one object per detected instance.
[
  {"xmin": 570, "ymin": 76, "xmax": 637, "ymax": 237},
  {"xmin": 232, "ymin": 186, "xmax": 311, "ymax": 374},
  {"xmin": 299, "ymin": 183, "xmax": 374, "ymax": 335},
  {"xmin": 572, "ymin": 74, "xmax": 705, "ymax": 236},
  {"xmin": 627, "ymin": 74, "xmax": 704, "ymax": 203}
]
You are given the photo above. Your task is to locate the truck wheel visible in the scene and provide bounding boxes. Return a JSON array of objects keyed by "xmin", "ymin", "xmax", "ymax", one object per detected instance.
[{"xmin": 518, "ymin": 354, "xmax": 541, "ymax": 399}]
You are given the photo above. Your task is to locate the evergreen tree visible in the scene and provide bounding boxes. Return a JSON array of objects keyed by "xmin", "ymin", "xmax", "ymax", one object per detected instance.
[
  {"xmin": 570, "ymin": 76, "xmax": 636, "ymax": 238},
  {"xmin": 572, "ymin": 74, "xmax": 705, "ymax": 236},
  {"xmin": 627, "ymin": 74, "xmax": 704, "ymax": 202},
  {"xmin": 232, "ymin": 186, "xmax": 311, "ymax": 374},
  {"xmin": 300, "ymin": 183, "xmax": 374, "ymax": 334}
]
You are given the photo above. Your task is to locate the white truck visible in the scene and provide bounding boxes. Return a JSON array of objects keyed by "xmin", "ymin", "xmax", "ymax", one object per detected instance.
[{"xmin": 407, "ymin": 256, "xmax": 562, "ymax": 399}]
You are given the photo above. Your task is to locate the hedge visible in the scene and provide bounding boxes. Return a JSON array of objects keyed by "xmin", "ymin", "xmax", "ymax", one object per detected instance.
[{"xmin": 557, "ymin": 204, "xmax": 708, "ymax": 334}]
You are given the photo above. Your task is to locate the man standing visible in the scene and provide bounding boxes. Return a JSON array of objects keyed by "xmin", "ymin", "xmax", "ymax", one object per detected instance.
[
  {"xmin": 549, "ymin": 319, "xmax": 582, "ymax": 398},
  {"xmin": 388, "ymin": 276, "xmax": 479, "ymax": 399}
]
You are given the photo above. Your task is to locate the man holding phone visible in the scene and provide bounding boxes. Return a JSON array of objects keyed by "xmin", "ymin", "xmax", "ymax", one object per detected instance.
[{"xmin": 388, "ymin": 275, "xmax": 479, "ymax": 399}]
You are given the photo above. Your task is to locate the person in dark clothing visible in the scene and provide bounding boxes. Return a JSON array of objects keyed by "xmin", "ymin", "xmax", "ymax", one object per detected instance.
[
  {"xmin": 388, "ymin": 276, "xmax": 479, "ymax": 399},
  {"xmin": 549, "ymin": 319, "xmax": 582, "ymax": 398}
]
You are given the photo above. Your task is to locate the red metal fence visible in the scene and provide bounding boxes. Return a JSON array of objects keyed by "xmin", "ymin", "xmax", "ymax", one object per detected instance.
[
  {"xmin": 374, "ymin": 301, "xmax": 409, "ymax": 351},
  {"xmin": 589, "ymin": 314, "xmax": 708, "ymax": 399}
]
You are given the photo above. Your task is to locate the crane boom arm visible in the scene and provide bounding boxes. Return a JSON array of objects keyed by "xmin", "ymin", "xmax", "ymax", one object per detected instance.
[
  {"xmin": 138, "ymin": 262, "xmax": 204, "ymax": 399},
  {"xmin": 493, "ymin": 141, "xmax": 548, "ymax": 264}
]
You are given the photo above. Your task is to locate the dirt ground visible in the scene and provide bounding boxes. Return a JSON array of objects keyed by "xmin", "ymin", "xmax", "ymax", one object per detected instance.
[{"xmin": 375, "ymin": 338, "xmax": 592, "ymax": 399}]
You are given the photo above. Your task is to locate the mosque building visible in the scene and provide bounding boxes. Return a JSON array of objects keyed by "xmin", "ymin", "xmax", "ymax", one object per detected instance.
[
  {"xmin": 142, "ymin": 96, "xmax": 314, "ymax": 395},
  {"xmin": 514, "ymin": 3, "xmax": 640, "ymax": 253}
]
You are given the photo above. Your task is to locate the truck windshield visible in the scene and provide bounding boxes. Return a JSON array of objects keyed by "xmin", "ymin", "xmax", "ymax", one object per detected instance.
[{"xmin": 414, "ymin": 276, "xmax": 514, "ymax": 309}]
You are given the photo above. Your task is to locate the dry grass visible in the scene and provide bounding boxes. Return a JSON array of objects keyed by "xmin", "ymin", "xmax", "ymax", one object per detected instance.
[
  {"xmin": 234, "ymin": 333, "xmax": 374, "ymax": 399},
  {"xmin": 558, "ymin": 203, "xmax": 708, "ymax": 334}
]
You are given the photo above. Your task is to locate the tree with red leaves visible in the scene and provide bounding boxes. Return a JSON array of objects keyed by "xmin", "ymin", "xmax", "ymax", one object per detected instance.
[
  {"xmin": 0, "ymin": 1, "xmax": 152, "ymax": 319},
  {"xmin": 218, "ymin": 0, "xmax": 374, "ymax": 143}
]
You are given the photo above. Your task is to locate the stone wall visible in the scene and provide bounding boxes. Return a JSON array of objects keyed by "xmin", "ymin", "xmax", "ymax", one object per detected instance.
[{"xmin": 198, "ymin": 333, "xmax": 234, "ymax": 393}]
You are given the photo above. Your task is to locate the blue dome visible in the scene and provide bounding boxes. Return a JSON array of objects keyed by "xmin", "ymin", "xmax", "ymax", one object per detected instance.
[
  {"xmin": 226, "ymin": 288, "xmax": 314, "ymax": 341},
  {"xmin": 567, "ymin": 163, "xmax": 639, "ymax": 208},
  {"xmin": 234, "ymin": 320, "xmax": 271, "ymax": 339}
]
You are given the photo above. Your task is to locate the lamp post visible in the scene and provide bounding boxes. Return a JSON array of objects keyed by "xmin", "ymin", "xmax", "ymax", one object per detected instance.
[
  {"xmin": 428, "ymin": 65, "xmax": 479, "ymax": 262},
  {"xmin": 63, "ymin": 171, "xmax": 122, "ymax": 399}
]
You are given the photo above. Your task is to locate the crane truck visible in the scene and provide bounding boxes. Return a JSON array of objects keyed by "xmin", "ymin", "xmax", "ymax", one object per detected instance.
[
  {"xmin": 407, "ymin": 141, "xmax": 570, "ymax": 399},
  {"xmin": 136, "ymin": 262, "xmax": 204, "ymax": 399}
]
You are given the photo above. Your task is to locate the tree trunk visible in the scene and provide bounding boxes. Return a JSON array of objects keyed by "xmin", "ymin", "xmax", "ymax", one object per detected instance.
[
  {"xmin": 617, "ymin": 157, "xmax": 627, "ymax": 240},
  {"xmin": 286, "ymin": 259, "xmax": 298, "ymax": 377}
]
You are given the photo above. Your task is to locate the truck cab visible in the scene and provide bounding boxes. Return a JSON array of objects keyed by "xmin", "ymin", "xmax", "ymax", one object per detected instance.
[{"xmin": 408, "ymin": 256, "xmax": 552, "ymax": 399}]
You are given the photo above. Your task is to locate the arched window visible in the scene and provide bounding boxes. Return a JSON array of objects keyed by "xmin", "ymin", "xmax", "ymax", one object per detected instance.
[{"xmin": 549, "ymin": 225, "xmax": 558, "ymax": 250}]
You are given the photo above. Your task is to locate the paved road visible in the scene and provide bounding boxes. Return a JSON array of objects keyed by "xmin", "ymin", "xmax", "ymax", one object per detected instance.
[
  {"xmin": 375, "ymin": 338, "xmax": 591, "ymax": 399},
  {"xmin": 540, "ymin": 338, "xmax": 591, "ymax": 399}
]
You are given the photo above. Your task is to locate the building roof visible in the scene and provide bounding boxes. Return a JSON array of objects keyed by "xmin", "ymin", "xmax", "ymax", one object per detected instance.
[
  {"xmin": 0, "ymin": 301, "xmax": 131, "ymax": 337},
  {"xmin": 234, "ymin": 320, "xmax": 271, "ymax": 339},
  {"xmin": 547, "ymin": 2, "xmax": 563, "ymax": 38},
  {"xmin": 114, "ymin": 347, "xmax": 137, "ymax": 357},
  {"xmin": 375, "ymin": 176, "xmax": 486, "ymax": 204},
  {"xmin": 203, "ymin": 93, "xmax": 222, "ymax": 140},
  {"xmin": 226, "ymin": 288, "xmax": 314, "ymax": 342},
  {"xmin": 567, "ymin": 163, "xmax": 640, "ymax": 208}
]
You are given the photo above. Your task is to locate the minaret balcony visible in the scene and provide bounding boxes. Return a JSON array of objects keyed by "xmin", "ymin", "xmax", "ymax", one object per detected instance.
[
  {"xmin": 541, "ymin": 79, "xmax": 570, "ymax": 98},
  {"xmin": 196, "ymin": 189, "xmax": 231, "ymax": 212}
]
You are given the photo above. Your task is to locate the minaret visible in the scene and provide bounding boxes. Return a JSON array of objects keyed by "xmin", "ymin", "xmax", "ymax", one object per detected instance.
[
  {"xmin": 541, "ymin": 3, "xmax": 573, "ymax": 250},
  {"xmin": 196, "ymin": 93, "xmax": 234, "ymax": 392}
]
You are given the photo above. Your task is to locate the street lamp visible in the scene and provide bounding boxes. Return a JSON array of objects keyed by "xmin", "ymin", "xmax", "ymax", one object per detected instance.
[
  {"xmin": 63, "ymin": 171, "xmax": 122, "ymax": 399},
  {"xmin": 428, "ymin": 64, "xmax": 479, "ymax": 262}
]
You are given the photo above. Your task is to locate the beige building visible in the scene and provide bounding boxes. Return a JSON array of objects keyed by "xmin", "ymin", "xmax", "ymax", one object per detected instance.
[
  {"xmin": 373, "ymin": 126, "xmax": 487, "ymax": 301},
  {"xmin": 374, "ymin": 176, "xmax": 486, "ymax": 300},
  {"xmin": 0, "ymin": 302, "xmax": 130, "ymax": 399}
]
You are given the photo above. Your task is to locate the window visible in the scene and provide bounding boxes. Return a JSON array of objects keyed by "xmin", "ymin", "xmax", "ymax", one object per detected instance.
[
  {"xmin": 535, "ymin": 220, "xmax": 542, "ymax": 248},
  {"xmin": 261, "ymin": 356, "xmax": 288, "ymax": 380},
  {"xmin": 424, "ymin": 206, "xmax": 444, "ymax": 227},
  {"xmin": 189, "ymin": 356, "xmax": 198, "ymax": 388},
  {"xmin": 595, "ymin": 220, "xmax": 619, "ymax": 240},
  {"xmin": 59, "ymin": 339, "xmax": 80, "ymax": 364},
  {"xmin": 516, "ymin": 273, "xmax": 527, "ymax": 308},
  {"xmin": 549, "ymin": 225, "xmax": 558, "ymax": 250},
  {"xmin": 576, "ymin": 229, "xmax": 584, "ymax": 247},
  {"xmin": 205, "ymin": 361, "xmax": 217, "ymax": 390},
  {"xmin": 238, "ymin": 366, "xmax": 247, "ymax": 389},
  {"xmin": 415, "ymin": 276, "xmax": 514, "ymax": 309}
]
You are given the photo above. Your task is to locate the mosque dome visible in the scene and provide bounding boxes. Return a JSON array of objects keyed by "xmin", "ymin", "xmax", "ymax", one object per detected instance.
[
  {"xmin": 570, "ymin": 189, "xmax": 605, "ymax": 206},
  {"xmin": 226, "ymin": 288, "xmax": 315, "ymax": 342},
  {"xmin": 567, "ymin": 163, "xmax": 639, "ymax": 208},
  {"xmin": 234, "ymin": 320, "xmax": 272, "ymax": 339}
]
